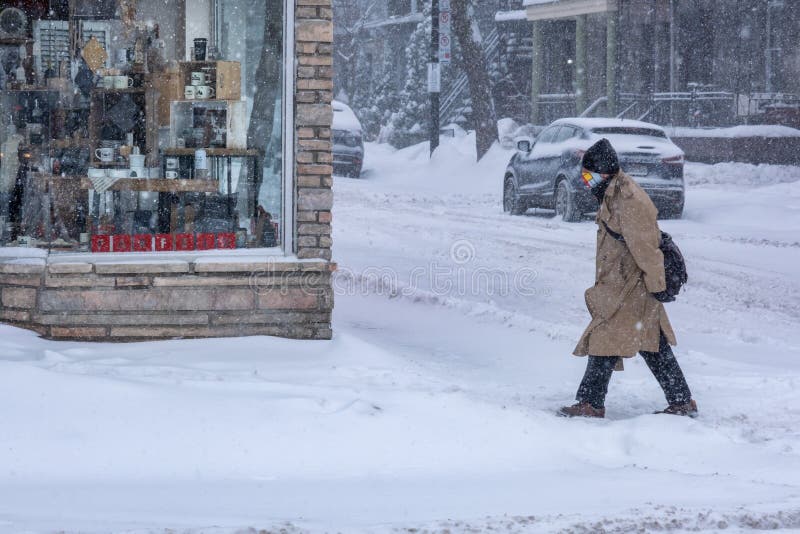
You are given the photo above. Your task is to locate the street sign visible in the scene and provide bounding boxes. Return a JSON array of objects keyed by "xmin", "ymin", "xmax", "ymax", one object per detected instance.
[
  {"xmin": 428, "ymin": 62, "xmax": 441, "ymax": 93},
  {"xmin": 439, "ymin": 10, "xmax": 451, "ymax": 32},
  {"xmin": 439, "ymin": 0, "xmax": 451, "ymax": 64},
  {"xmin": 439, "ymin": 34, "xmax": 452, "ymax": 64}
]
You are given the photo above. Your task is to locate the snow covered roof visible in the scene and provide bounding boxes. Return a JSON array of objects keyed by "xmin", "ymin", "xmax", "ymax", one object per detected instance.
[
  {"xmin": 332, "ymin": 100, "xmax": 363, "ymax": 133},
  {"xmin": 363, "ymin": 13, "xmax": 424, "ymax": 30},
  {"xmin": 551, "ymin": 117, "xmax": 667, "ymax": 134},
  {"xmin": 495, "ymin": 10, "xmax": 528, "ymax": 22},
  {"xmin": 522, "ymin": 0, "xmax": 616, "ymax": 21}
]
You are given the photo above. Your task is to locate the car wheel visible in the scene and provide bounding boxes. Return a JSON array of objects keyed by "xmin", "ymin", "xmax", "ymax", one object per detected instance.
[
  {"xmin": 555, "ymin": 180, "xmax": 580, "ymax": 222},
  {"xmin": 503, "ymin": 177, "xmax": 526, "ymax": 215}
]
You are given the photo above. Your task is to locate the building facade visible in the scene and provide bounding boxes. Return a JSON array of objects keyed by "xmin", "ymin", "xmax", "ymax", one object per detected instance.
[
  {"xmin": 511, "ymin": 0, "xmax": 800, "ymax": 126},
  {"xmin": 0, "ymin": 0, "xmax": 335, "ymax": 341}
]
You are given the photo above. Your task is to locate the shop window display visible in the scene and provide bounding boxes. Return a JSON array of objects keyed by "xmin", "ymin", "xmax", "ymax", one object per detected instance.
[{"xmin": 0, "ymin": 0, "xmax": 286, "ymax": 254}]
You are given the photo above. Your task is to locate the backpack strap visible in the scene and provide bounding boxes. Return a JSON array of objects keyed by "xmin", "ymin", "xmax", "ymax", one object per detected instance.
[{"xmin": 601, "ymin": 221, "xmax": 626, "ymax": 243}]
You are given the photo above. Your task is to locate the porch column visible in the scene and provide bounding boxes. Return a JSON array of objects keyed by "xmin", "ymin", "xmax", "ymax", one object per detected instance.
[
  {"xmin": 531, "ymin": 20, "xmax": 543, "ymax": 125},
  {"xmin": 606, "ymin": 9, "xmax": 617, "ymax": 116},
  {"xmin": 575, "ymin": 14, "xmax": 588, "ymax": 114}
]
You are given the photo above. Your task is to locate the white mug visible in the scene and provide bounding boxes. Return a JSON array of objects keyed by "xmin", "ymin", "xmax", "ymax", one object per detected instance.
[
  {"xmin": 130, "ymin": 154, "xmax": 146, "ymax": 168},
  {"xmin": 195, "ymin": 85, "xmax": 215, "ymax": 99},
  {"xmin": 102, "ymin": 76, "xmax": 115, "ymax": 89},
  {"xmin": 165, "ymin": 170, "xmax": 179, "ymax": 179},
  {"xmin": 190, "ymin": 72, "xmax": 208, "ymax": 86},
  {"xmin": 113, "ymin": 76, "xmax": 134, "ymax": 89},
  {"xmin": 95, "ymin": 147, "xmax": 114, "ymax": 162},
  {"xmin": 165, "ymin": 157, "xmax": 180, "ymax": 170},
  {"xmin": 184, "ymin": 85, "xmax": 196, "ymax": 100}
]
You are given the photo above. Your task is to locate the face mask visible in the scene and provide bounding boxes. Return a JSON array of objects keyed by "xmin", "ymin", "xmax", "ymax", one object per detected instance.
[
  {"xmin": 591, "ymin": 176, "xmax": 612, "ymax": 202},
  {"xmin": 581, "ymin": 170, "xmax": 604, "ymax": 189}
]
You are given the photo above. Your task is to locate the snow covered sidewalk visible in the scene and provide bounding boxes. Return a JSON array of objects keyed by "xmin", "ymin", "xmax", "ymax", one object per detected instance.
[{"xmin": 2, "ymin": 135, "xmax": 800, "ymax": 532}]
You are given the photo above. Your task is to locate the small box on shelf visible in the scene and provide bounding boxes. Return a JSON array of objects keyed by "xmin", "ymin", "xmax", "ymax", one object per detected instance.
[
  {"xmin": 169, "ymin": 99, "xmax": 246, "ymax": 149},
  {"xmin": 180, "ymin": 61, "xmax": 241, "ymax": 100}
]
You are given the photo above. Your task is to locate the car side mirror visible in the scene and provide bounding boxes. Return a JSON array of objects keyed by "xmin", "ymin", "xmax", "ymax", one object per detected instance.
[{"xmin": 516, "ymin": 137, "xmax": 533, "ymax": 153}]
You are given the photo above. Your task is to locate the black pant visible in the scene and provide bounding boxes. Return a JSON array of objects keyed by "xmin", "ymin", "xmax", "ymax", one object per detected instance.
[{"xmin": 576, "ymin": 333, "xmax": 692, "ymax": 409}]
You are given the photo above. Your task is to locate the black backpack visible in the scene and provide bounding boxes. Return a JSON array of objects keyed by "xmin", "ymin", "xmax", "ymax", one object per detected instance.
[{"xmin": 602, "ymin": 222, "xmax": 688, "ymax": 300}]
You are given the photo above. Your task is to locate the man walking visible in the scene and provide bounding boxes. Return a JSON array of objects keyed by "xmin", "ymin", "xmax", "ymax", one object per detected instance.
[{"xmin": 559, "ymin": 138, "xmax": 697, "ymax": 418}]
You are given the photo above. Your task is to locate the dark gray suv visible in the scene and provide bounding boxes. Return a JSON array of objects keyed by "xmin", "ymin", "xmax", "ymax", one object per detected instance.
[
  {"xmin": 503, "ymin": 118, "xmax": 685, "ymax": 221},
  {"xmin": 332, "ymin": 100, "xmax": 364, "ymax": 177}
]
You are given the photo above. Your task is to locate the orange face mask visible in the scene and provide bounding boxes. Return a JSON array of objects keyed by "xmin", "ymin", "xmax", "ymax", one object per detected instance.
[{"xmin": 582, "ymin": 170, "xmax": 603, "ymax": 189}]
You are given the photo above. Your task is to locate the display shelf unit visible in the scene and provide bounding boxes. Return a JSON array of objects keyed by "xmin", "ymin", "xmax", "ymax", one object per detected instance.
[
  {"xmin": 79, "ymin": 177, "xmax": 219, "ymax": 193},
  {"xmin": 178, "ymin": 61, "xmax": 241, "ymax": 100},
  {"xmin": 88, "ymin": 83, "xmax": 159, "ymax": 167}
]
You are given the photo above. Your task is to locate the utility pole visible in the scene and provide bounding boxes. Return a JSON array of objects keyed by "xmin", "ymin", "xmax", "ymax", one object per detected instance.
[{"xmin": 429, "ymin": 0, "xmax": 440, "ymax": 156}]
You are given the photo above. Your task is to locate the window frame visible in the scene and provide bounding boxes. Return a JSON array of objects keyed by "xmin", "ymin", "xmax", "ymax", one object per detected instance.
[{"xmin": 282, "ymin": 0, "xmax": 296, "ymax": 257}]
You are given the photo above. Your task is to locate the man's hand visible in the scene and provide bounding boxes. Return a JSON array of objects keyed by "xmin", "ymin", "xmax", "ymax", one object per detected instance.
[{"xmin": 652, "ymin": 290, "xmax": 675, "ymax": 303}]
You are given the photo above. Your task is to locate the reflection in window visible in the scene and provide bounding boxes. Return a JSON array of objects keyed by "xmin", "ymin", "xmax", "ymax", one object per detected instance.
[{"xmin": 0, "ymin": 0, "xmax": 285, "ymax": 253}]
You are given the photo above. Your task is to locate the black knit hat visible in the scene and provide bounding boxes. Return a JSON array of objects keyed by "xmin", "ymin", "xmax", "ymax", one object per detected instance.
[{"xmin": 582, "ymin": 138, "xmax": 620, "ymax": 175}]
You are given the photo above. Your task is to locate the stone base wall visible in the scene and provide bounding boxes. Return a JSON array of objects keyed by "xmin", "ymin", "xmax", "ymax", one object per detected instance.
[{"xmin": 0, "ymin": 260, "xmax": 334, "ymax": 341}]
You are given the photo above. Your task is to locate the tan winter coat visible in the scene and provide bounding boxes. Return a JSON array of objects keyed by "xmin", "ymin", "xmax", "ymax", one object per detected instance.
[{"xmin": 573, "ymin": 172, "xmax": 676, "ymax": 359}]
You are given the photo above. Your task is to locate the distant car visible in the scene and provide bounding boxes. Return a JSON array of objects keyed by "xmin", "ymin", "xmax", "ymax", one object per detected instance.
[
  {"xmin": 332, "ymin": 100, "xmax": 364, "ymax": 177},
  {"xmin": 503, "ymin": 118, "xmax": 685, "ymax": 221}
]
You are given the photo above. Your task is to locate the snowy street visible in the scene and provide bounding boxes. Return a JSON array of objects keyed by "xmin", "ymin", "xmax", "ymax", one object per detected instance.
[{"xmin": 2, "ymin": 137, "xmax": 800, "ymax": 531}]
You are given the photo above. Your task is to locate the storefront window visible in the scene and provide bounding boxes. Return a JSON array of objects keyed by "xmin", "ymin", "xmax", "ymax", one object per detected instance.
[{"xmin": 0, "ymin": 0, "xmax": 288, "ymax": 255}]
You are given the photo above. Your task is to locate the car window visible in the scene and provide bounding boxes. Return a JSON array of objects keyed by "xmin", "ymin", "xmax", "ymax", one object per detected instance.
[
  {"xmin": 554, "ymin": 126, "xmax": 575, "ymax": 143},
  {"xmin": 536, "ymin": 126, "xmax": 560, "ymax": 144},
  {"xmin": 590, "ymin": 127, "xmax": 667, "ymax": 138}
]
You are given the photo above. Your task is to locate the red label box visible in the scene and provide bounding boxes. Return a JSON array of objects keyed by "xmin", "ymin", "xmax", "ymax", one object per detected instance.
[
  {"xmin": 217, "ymin": 232, "xmax": 236, "ymax": 249},
  {"xmin": 112, "ymin": 235, "xmax": 132, "ymax": 252},
  {"xmin": 155, "ymin": 234, "xmax": 174, "ymax": 252},
  {"xmin": 91, "ymin": 235, "xmax": 111, "ymax": 253},
  {"xmin": 133, "ymin": 234, "xmax": 153, "ymax": 252},
  {"xmin": 93, "ymin": 232, "xmax": 240, "ymax": 253},
  {"xmin": 175, "ymin": 233, "xmax": 195, "ymax": 251},
  {"xmin": 196, "ymin": 233, "xmax": 216, "ymax": 250}
]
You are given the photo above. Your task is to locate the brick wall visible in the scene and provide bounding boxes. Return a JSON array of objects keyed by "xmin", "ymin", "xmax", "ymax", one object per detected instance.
[
  {"xmin": 0, "ymin": 260, "xmax": 334, "ymax": 341},
  {"xmin": 295, "ymin": 0, "xmax": 334, "ymax": 261}
]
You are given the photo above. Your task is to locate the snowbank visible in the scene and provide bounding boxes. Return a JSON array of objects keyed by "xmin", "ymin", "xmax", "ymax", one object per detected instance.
[
  {"xmin": 685, "ymin": 161, "xmax": 800, "ymax": 187},
  {"xmin": 667, "ymin": 125, "xmax": 800, "ymax": 138}
]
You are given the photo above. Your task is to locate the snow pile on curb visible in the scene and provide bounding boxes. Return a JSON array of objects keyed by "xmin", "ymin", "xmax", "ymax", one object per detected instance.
[{"xmin": 685, "ymin": 161, "xmax": 800, "ymax": 187}]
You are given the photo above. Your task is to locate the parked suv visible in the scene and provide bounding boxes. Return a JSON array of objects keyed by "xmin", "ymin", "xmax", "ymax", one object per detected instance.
[
  {"xmin": 332, "ymin": 100, "xmax": 364, "ymax": 177},
  {"xmin": 503, "ymin": 118, "xmax": 685, "ymax": 220}
]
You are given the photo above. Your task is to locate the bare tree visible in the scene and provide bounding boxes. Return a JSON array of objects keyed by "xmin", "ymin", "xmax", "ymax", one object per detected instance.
[
  {"xmin": 451, "ymin": 0, "xmax": 497, "ymax": 160},
  {"xmin": 333, "ymin": 0, "xmax": 379, "ymax": 102}
]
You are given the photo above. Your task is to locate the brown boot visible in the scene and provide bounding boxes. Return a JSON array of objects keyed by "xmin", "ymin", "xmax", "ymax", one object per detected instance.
[
  {"xmin": 655, "ymin": 399, "xmax": 698, "ymax": 418},
  {"xmin": 557, "ymin": 402, "xmax": 605, "ymax": 418}
]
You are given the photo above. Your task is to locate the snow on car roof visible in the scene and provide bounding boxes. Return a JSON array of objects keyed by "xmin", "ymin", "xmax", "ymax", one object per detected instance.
[
  {"xmin": 332, "ymin": 100, "xmax": 363, "ymax": 133},
  {"xmin": 552, "ymin": 117, "xmax": 667, "ymax": 134}
]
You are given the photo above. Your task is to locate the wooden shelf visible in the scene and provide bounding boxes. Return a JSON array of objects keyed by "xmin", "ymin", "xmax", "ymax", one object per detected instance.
[
  {"xmin": 91, "ymin": 161, "xmax": 130, "ymax": 168},
  {"xmin": 52, "ymin": 139, "xmax": 92, "ymax": 149},
  {"xmin": 0, "ymin": 37, "xmax": 33, "ymax": 45},
  {"xmin": 162, "ymin": 148, "xmax": 260, "ymax": 157},
  {"xmin": 80, "ymin": 177, "xmax": 219, "ymax": 193},
  {"xmin": 92, "ymin": 88, "xmax": 146, "ymax": 94},
  {"xmin": 171, "ymin": 98, "xmax": 244, "ymax": 103},
  {"xmin": 3, "ymin": 87, "xmax": 59, "ymax": 92}
]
